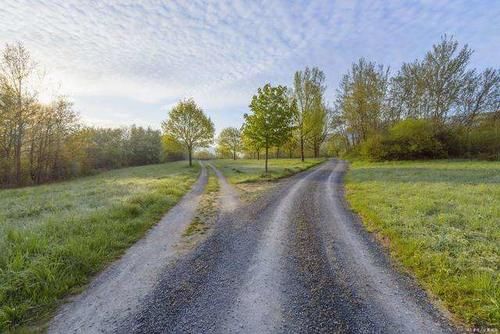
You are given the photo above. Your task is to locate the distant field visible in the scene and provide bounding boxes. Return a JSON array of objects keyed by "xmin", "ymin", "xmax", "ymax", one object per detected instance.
[
  {"xmin": 212, "ymin": 158, "xmax": 326, "ymax": 184},
  {"xmin": 0, "ymin": 161, "xmax": 199, "ymax": 331},
  {"xmin": 345, "ymin": 160, "xmax": 500, "ymax": 327}
]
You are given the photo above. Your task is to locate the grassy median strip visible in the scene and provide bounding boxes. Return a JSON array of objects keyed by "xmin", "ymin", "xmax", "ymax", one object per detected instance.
[
  {"xmin": 345, "ymin": 160, "xmax": 499, "ymax": 327},
  {"xmin": 0, "ymin": 161, "xmax": 199, "ymax": 331},
  {"xmin": 212, "ymin": 158, "xmax": 326, "ymax": 184},
  {"xmin": 184, "ymin": 168, "xmax": 219, "ymax": 237}
]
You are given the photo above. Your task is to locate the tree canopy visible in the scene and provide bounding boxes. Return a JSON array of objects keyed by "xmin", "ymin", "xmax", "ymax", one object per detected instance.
[
  {"xmin": 217, "ymin": 127, "xmax": 242, "ymax": 160},
  {"xmin": 162, "ymin": 98, "xmax": 215, "ymax": 166},
  {"xmin": 242, "ymin": 83, "xmax": 295, "ymax": 172}
]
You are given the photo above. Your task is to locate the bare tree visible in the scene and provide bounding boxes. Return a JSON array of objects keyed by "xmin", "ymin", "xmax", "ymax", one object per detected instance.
[{"xmin": 0, "ymin": 42, "xmax": 37, "ymax": 185}]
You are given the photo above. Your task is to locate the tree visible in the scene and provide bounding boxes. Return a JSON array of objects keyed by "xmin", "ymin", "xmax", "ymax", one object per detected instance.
[
  {"xmin": 242, "ymin": 84, "xmax": 294, "ymax": 173},
  {"xmin": 457, "ymin": 68, "xmax": 500, "ymax": 128},
  {"xmin": 162, "ymin": 99, "xmax": 214, "ymax": 167},
  {"xmin": 389, "ymin": 36, "xmax": 473, "ymax": 124},
  {"xmin": 293, "ymin": 67, "xmax": 326, "ymax": 161},
  {"xmin": 217, "ymin": 127, "xmax": 241, "ymax": 160},
  {"xmin": 334, "ymin": 58, "xmax": 389, "ymax": 146},
  {"xmin": 0, "ymin": 42, "xmax": 37, "ymax": 185},
  {"xmin": 241, "ymin": 130, "xmax": 262, "ymax": 159},
  {"xmin": 126, "ymin": 125, "xmax": 162, "ymax": 166},
  {"xmin": 305, "ymin": 103, "xmax": 328, "ymax": 158},
  {"xmin": 162, "ymin": 133, "xmax": 185, "ymax": 161}
]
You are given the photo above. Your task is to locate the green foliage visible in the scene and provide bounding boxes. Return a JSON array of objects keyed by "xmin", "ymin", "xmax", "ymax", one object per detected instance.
[
  {"xmin": 334, "ymin": 58, "xmax": 389, "ymax": 145},
  {"xmin": 359, "ymin": 116, "xmax": 499, "ymax": 161},
  {"xmin": 0, "ymin": 43, "xmax": 165, "ymax": 188},
  {"xmin": 162, "ymin": 134, "xmax": 185, "ymax": 161},
  {"xmin": 126, "ymin": 125, "xmax": 162, "ymax": 166},
  {"xmin": 212, "ymin": 158, "xmax": 325, "ymax": 184},
  {"xmin": 183, "ymin": 168, "xmax": 219, "ymax": 237},
  {"xmin": 293, "ymin": 67, "xmax": 328, "ymax": 160},
  {"xmin": 346, "ymin": 160, "xmax": 500, "ymax": 327},
  {"xmin": 0, "ymin": 161, "xmax": 199, "ymax": 331},
  {"xmin": 217, "ymin": 127, "xmax": 242, "ymax": 159},
  {"xmin": 242, "ymin": 84, "xmax": 295, "ymax": 172},
  {"xmin": 162, "ymin": 99, "xmax": 215, "ymax": 166},
  {"xmin": 332, "ymin": 36, "xmax": 499, "ymax": 161},
  {"xmin": 467, "ymin": 113, "xmax": 500, "ymax": 160},
  {"xmin": 383, "ymin": 119, "xmax": 446, "ymax": 160}
]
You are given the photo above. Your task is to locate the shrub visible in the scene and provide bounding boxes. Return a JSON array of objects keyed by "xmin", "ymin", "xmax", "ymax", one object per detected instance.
[
  {"xmin": 385, "ymin": 119, "xmax": 446, "ymax": 159},
  {"xmin": 360, "ymin": 135, "xmax": 385, "ymax": 161}
]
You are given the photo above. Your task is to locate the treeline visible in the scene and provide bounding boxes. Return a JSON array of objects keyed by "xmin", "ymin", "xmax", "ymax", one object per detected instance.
[
  {"xmin": 215, "ymin": 36, "xmax": 498, "ymax": 164},
  {"xmin": 216, "ymin": 67, "xmax": 329, "ymax": 164},
  {"xmin": 0, "ymin": 43, "xmax": 166, "ymax": 188},
  {"xmin": 331, "ymin": 36, "xmax": 499, "ymax": 160}
]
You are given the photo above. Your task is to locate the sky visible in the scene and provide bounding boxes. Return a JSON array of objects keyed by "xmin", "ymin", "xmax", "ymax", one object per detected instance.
[{"xmin": 1, "ymin": 0, "xmax": 499, "ymax": 133}]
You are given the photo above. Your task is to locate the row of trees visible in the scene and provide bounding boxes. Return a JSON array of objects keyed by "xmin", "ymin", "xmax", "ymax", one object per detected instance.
[
  {"xmin": 331, "ymin": 36, "xmax": 499, "ymax": 160},
  {"xmin": 161, "ymin": 66, "xmax": 331, "ymax": 174},
  {"xmin": 212, "ymin": 36, "xmax": 499, "ymax": 165},
  {"xmin": 0, "ymin": 43, "xmax": 164, "ymax": 187},
  {"xmin": 4, "ymin": 36, "xmax": 496, "ymax": 185},
  {"xmin": 212, "ymin": 67, "xmax": 330, "ymax": 171}
]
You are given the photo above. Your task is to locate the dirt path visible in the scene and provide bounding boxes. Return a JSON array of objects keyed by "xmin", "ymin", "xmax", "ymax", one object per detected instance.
[
  {"xmin": 207, "ymin": 162, "xmax": 240, "ymax": 212},
  {"xmin": 48, "ymin": 164, "xmax": 208, "ymax": 334},
  {"xmin": 48, "ymin": 160, "xmax": 456, "ymax": 333},
  {"xmin": 120, "ymin": 159, "xmax": 456, "ymax": 333}
]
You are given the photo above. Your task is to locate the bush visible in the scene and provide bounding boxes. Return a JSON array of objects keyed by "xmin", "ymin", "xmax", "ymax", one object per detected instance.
[
  {"xmin": 359, "ymin": 119, "xmax": 448, "ymax": 161},
  {"xmin": 352, "ymin": 114, "xmax": 498, "ymax": 161},
  {"xmin": 385, "ymin": 119, "xmax": 446, "ymax": 159},
  {"xmin": 360, "ymin": 135, "xmax": 385, "ymax": 161}
]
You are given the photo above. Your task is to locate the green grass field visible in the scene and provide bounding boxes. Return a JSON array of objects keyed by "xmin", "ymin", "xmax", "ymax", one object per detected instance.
[
  {"xmin": 212, "ymin": 158, "xmax": 326, "ymax": 184},
  {"xmin": 345, "ymin": 160, "xmax": 500, "ymax": 327},
  {"xmin": 0, "ymin": 161, "xmax": 199, "ymax": 331}
]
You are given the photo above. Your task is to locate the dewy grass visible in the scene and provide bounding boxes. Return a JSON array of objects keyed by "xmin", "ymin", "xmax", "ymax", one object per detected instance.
[
  {"xmin": 345, "ymin": 160, "xmax": 500, "ymax": 328},
  {"xmin": 212, "ymin": 158, "xmax": 326, "ymax": 184},
  {"xmin": 183, "ymin": 168, "xmax": 219, "ymax": 237},
  {"xmin": 0, "ymin": 161, "xmax": 199, "ymax": 331}
]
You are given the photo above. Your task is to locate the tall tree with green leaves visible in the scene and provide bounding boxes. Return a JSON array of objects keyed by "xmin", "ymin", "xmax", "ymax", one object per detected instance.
[
  {"xmin": 335, "ymin": 58, "xmax": 389, "ymax": 145},
  {"xmin": 305, "ymin": 103, "xmax": 328, "ymax": 158},
  {"xmin": 293, "ymin": 67, "xmax": 326, "ymax": 161},
  {"xmin": 242, "ymin": 84, "xmax": 294, "ymax": 173},
  {"xmin": 241, "ymin": 130, "xmax": 262, "ymax": 159},
  {"xmin": 217, "ymin": 127, "xmax": 241, "ymax": 160},
  {"xmin": 162, "ymin": 99, "xmax": 214, "ymax": 167}
]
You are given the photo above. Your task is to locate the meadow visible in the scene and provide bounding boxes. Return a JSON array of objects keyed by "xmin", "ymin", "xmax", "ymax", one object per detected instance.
[
  {"xmin": 211, "ymin": 158, "xmax": 326, "ymax": 184},
  {"xmin": 345, "ymin": 160, "xmax": 500, "ymax": 327},
  {"xmin": 0, "ymin": 161, "xmax": 199, "ymax": 331}
]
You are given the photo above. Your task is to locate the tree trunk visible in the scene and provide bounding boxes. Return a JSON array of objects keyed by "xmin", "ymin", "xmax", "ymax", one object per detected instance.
[
  {"xmin": 15, "ymin": 126, "xmax": 22, "ymax": 185},
  {"xmin": 233, "ymin": 150, "xmax": 236, "ymax": 160},
  {"xmin": 188, "ymin": 148, "xmax": 192, "ymax": 167},
  {"xmin": 265, "ymin": 145, "xmax": 269, "ymax": 174},
  {"xmin": 313, "ymin": 140, "xmax": 319, "ymax": 158},
  {"xmin": 300, "ymin": 135, "xmax": 305, "ymax": 162},
  {"xmin": 257, "ymin": 151, "xmax": 260, "ymax": 160}
]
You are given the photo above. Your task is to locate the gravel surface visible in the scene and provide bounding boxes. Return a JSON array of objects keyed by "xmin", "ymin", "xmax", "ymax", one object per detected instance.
[
  {"xmin": 48, "ymin": 164, "xmax": 208, "ymax": 334},
  {"xmin": 120, "ymin": 160, "xmax": 456, "ymax": 334}
]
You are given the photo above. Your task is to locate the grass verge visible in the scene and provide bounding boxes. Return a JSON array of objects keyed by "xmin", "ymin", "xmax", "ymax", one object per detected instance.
[
  {"xmin": 345, "ymin": 160, "xmax": 499, "ymax": 328},
  {"xmin": 183, "ymin": 168, "xmax": 219, "ymax": 237},
  {"xmin": 211, "ymin": 158, "xmax": 326, "ymax": 184},
  {"xmin": 0, "ymin": 161, "xmax": 199, "ymax": 331}
]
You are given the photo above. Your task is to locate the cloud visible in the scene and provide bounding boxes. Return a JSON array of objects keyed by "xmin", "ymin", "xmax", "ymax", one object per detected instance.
[{"xmin": 0, "ymin": 0, "xmax": 498, "ymax": 132}]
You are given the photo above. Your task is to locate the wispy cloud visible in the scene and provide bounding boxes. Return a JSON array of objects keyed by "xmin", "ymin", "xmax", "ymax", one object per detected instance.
[{"xmin": 0, "ymin": 0, "xmax": 499, "ymax": 131}]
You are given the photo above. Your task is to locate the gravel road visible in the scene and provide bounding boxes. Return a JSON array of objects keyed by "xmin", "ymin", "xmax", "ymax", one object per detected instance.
[
  {"xmin": 118, "ymin": 159, "xmax": 456, "ymax": 334},
  {"xmin": 51, "ymin": 160, "xmax": 456, "ymax": 333},
  {"xmin": 48, "ymin": 163, "xmax": 208, "ymax": 334}
]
